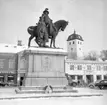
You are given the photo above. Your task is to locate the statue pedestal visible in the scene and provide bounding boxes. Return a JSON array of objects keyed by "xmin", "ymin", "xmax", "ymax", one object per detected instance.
[{"xmin": 18, "ymin": 47, "xmax": 68, "ymax": 88}]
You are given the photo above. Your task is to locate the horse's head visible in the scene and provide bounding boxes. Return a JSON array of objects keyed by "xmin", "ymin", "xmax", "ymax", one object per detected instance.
[
  {"xmin": 61, "ymin": 21, "xmax": 68, "ymax": 31},
  {"xmin": 54, "ymin": 20, "xmax": 68, "ymax": 32}
]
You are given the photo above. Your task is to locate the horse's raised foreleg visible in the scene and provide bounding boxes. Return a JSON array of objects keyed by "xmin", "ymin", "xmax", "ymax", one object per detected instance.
[{"xmin": 28, "ymin": 35, "xmax": 34, "ymax": 47}]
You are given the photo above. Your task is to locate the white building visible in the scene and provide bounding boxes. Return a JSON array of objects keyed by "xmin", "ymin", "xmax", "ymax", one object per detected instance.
[
  {"xmin": 65, "ymin": 59, "xmax": 107, "ymax": 84},
  {"xmin": 65, "ymin": 31, "xmax": 107, "ymax": 84},
  {"xmin": 67, "ymin": 30, "xmax": 84, "ymax": 60}
]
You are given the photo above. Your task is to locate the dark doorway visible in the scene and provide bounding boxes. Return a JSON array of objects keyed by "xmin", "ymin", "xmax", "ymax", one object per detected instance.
[
  {"xmin": 77, "ymin": 75, "xmax": 83, "ymax": 80},
  {"xmin": 104, "ymin": 75, "xmax": 107, "ymax": 80},
  {"xmin": 86, "ymin": 75, "xmax": 93, "ymax": 84},
  {"xmin": 96, "ymin": 75, "xmax": 101, "ymax": 81},
  {"xmin": 20, "ymin": 77, "xmax": 24, "ymax": 86},
  {"xmin": 0, "ymin": 75, "xmax": 4, "ymax": 82}
]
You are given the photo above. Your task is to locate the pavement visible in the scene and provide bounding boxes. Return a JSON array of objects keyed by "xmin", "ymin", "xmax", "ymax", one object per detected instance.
[{"xmin": 0, "ymin": 87, "xmax": 103, "ymax": 100}]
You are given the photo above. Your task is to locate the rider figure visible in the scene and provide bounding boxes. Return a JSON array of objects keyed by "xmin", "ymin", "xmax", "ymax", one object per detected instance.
[{"xmin": 41, "ymin": 8, "xmax": 56, "ymax": 42}]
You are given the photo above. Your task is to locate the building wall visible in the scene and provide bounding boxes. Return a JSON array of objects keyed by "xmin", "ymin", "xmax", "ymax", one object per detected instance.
[
  {"xmin": 0, "ymin": 53, "xmax": 18, "ymax": 85},
  {"xmin": 65, "ymin": 59, "xmax": 107, "ymax": 84},
  {"xmin": 67, "ymin": 39, "xmax": 83, "ymax": 60}
]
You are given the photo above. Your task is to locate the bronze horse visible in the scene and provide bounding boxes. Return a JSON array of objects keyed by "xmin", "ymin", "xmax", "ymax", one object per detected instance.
[{"xmin": 27, "ymin": 20, "xmax": 68, "ymax": 48}]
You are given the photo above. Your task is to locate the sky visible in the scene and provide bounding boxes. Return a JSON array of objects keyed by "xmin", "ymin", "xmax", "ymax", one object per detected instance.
[{"xmin": 0, "ymin": 0, "xmax": 106, "ymax": 53}]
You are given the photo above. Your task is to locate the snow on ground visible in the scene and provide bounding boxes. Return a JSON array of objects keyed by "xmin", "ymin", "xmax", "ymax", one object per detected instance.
[
  {"xmin": 0, "ymin": 95, "xmax": 106, "ymax": 105},
  {"xmin": 0, "ymin": 88, "xmax": 107, "ymax": 105}
]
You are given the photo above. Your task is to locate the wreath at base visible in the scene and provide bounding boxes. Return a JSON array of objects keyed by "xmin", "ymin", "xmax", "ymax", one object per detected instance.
[{"xmin": 43, "ymin": 85, "xmax": 53, "ymax": 93}]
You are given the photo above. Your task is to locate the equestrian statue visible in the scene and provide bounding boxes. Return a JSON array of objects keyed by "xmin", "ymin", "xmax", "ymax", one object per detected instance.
[{"xmin": 27, "ymin": 8, "xmax": 68, "ymax": 48}]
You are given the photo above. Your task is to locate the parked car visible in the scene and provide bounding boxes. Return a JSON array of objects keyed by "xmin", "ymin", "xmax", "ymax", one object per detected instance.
[
  {"xmin": 95, "ymin": 80, "xmax": 107, "ymax": 89},
  {"xmin": 68, "ymin": 80, "xmax": 78, "ymax": 87},
  {"xmin": 0, "ymin": 81, "xmax": 8, "ymax": 87},
  {"xmin": 88, "ymin": 80, "xmax": 100, "ymax": 89},
  {"xmin": 88, "ymin": 80, "xmax": 107, "ymax": 89}
]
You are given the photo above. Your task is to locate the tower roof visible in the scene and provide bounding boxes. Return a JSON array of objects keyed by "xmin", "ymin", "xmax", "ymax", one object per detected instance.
[{"xmin": 67, "ymin": 30, "xmax": 84, "ymax": 41}]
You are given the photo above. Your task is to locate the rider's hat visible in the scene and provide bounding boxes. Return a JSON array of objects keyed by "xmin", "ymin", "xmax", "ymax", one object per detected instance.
[{"xmin": 43, "ymin": 8, "xmax": 49, "ymax": 14}]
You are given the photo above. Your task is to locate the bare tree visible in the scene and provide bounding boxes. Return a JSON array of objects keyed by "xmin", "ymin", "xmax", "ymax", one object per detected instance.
[
  {"xmin": 83, "ymin": 51, "xmax": 99, "ymax": 61},
  {"xmin": 100, "ymin": 50, "xmax": 107, "ymax": 61}
]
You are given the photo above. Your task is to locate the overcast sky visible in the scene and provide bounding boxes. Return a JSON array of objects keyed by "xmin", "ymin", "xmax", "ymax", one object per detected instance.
[{"xmin": 0, "ymin": 0, "xmax": 106, "ymax": 53}]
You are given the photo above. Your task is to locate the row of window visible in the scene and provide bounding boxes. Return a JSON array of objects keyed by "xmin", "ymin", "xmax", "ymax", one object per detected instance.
[
  {"xmin": 71, "ymin": 48, "xmax": 81, "ymax": 51},
  {"xmin": 0, "ymin": 58, "xmax": 27, "ymax": 69},
  {"xmin": 0, "ymin": 59, "xmax": 16, "ymax": 69},
  {"xmin": 70, "ymin": 75, "xmax": 107, "ymax": 81},
  {"xmin": 69, "ymin": 41, "xmax": 82, "ymax": 45},
  {"xmin": 70, "ymin": 65, "xmax": 107, "ymax": 70},
  {"xmin": 0, "ymin": 74, "xmax": 15, "ymax": 83}
]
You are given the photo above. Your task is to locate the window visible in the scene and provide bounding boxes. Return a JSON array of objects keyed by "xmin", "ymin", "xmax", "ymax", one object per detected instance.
[
  {"xmin": 77, "ymin": 75, "xmax": 83, "ymax": 80},
  {"xmin": 70, "ymin": 65, "xmax": 74, "ymax": 70},
  {"xmin": 9, "ymin": 59, "xmax": 15, "ymax": 69},
  {"xmin": 96, "ymin": 65, "xmax": 101, "ymax": 71},
  {"xmin": 103, "ymin": 66, "xmax": 107, "ymax": 70},
  {"xmin": 73, "ymin": 41, "xmax": 75, "ymax": 44},
  {"xmin": 0, "ymin": 59, "xmax": 4, "ymax": 68},
  {"xmin": 8, "ymin": 75, "xmax": 14, "ymax": 83},
  {"xmin": 103, "ymin": 80, "xmax": 107, "ymax": 83},
  {"xmin": 0, "ymin": 75, "xmax": 4, "ymax": 82},
  {"xmin": 104, "ymin": 75, "xmax": 107, "ymax": 80},
  {"xmin": 100, "ymin": 80, "xmax": 107, "ymax": 83},
  {"xmin": 80, "ymin": 42, "xmax": 82, "ymax": 45},
  {"xmin": 78, "ymin": 41, "xmax": 79, "ymax": 44},
  {"xmin": 79, "ymin": 48, "xmax": 81, "ymax": 50},
  {"xmin": 77, "ymin": 65, "xmax": 82, "ymax": 70},
  {"xmin": 69, "ymin": 42, "xmax": 71, "ymax": 45},
  {"xmin": 96, "ymin": 75, "xmax": 101, "ymax": 80},
  {"xmin": 71, "ymin": 75, "xmax": 75, "ymax": 79},
  {"xmin": 87, "ymin": 65, "xmax": 91, "ymax": 70},
  {"xmin": 71, "ymin": 48, "xmax": 73, "ymax": 50}
]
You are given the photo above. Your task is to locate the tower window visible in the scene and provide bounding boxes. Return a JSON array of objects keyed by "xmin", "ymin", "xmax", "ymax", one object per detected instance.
[
  {"xmin": 73, "ymin": 41, "xmax": 74, "ymax": 44},
  {"xmin": 70, "ymin": 65, "xmax": 74, "ymax": 70},
  {"xmin": 87, "ymin": 65, "xmax": 92, "ymax": 70},
  {"xmin": 78, "ymin": 41, "xmax": 79, "ymax": 44},
  {"xmin": 80, "ymin": 42, "xmax": 82, "ymax": 45},
  {"xmin": 77, "ymin": 65, "xmax": 82, "ymax": 70},
  {"xmin": 69, "ymin": 42, "xmax": 71, "ymax": 45},
  {"xmin": 71, "ymin": 48, "xmax": 73, "ymax": 50}
]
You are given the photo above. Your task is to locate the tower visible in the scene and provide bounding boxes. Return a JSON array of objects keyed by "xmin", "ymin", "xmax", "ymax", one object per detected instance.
[{"xmin": 67, "ymin": 30, "xmax": 84, "ymax": 60}]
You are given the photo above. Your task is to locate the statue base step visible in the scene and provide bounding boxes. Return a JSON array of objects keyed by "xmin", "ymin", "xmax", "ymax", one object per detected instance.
[{"xmin": 15, "ymin": 86, "xmax": 78, "ymax": 94}]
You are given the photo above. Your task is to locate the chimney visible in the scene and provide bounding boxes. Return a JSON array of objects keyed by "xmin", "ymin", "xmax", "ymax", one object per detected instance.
[{"xmin": 17, "ymin": 40, "xmax": 22, "ymax": 46}]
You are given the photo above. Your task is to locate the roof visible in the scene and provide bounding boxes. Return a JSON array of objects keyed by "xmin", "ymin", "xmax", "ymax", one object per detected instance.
[
  {"xmin": 0, "ymin": 43, "xmax": 68, "ymax": 55},
  {"xmin": 67, "ymin": 30, "xmax": 84, "ymax": 41},
  {"xmin": 0, "ymin": 43, "xmax": 27, "ymax": 53}
]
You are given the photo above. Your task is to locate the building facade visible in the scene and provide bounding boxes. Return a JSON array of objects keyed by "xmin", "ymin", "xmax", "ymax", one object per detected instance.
[
  {"xmin": 0, "ymin": 52, "xmax": 18, "ymax": 85},
  {"xmin": 65, "ymin": 59, "xmax": 107, "ymax": 84},
  {"xmin": 66, "ymin": 31, "xmax": 107, "ymax": 84},
  {"xmin": 0, "ymin": 43, "xmax": 26, "ymax": 86}
]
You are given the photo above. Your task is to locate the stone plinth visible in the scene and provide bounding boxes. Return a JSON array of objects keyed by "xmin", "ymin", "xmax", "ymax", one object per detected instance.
[{"xmin": 18, "ymin": 47, "xmax": 68, "ymax": 87}]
